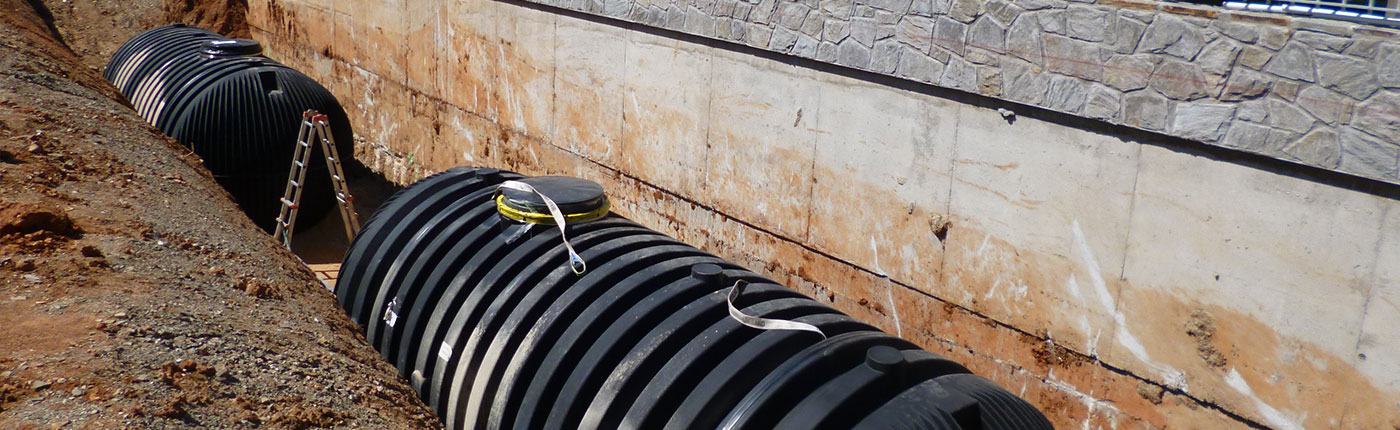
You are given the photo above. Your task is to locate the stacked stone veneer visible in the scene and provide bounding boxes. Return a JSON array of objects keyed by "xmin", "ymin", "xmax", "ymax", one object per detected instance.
[{"xmin": 537, "ymin": 0, "xmax": 1400, "ymax": 183}]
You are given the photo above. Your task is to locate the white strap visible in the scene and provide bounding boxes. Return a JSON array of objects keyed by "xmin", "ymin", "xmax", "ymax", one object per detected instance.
[
  {"xmin": 726, "ymin": 280, "xmax": 826, "ymax": 339},
  {"xmin": 497, "ymin": 180, "xmax": 587, "ymax": 275}
]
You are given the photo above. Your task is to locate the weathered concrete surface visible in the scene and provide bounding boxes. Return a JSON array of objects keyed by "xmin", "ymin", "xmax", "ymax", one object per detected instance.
[
  {"xmin": 493, "ymin": 0, "xmax": 1400, "ymax": 186},
  {"xmin": 249, "ymin": 0, "xmax": 1400, "ymax": 428}
]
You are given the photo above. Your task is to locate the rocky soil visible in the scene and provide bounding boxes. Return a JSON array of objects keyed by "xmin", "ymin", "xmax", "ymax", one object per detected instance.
[{"xmin": 0, "ymin": 0, "xmax": 437, "ymax": 427}]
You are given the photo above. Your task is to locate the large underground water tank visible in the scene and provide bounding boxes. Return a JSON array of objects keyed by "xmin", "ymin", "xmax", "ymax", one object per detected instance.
[
  {"xmin": 335, "ymin": 166, "xmax": 1053, "ymax": 430},
  {"xmin": 105, "ymin": 24, "xmax": 352, "ymax": 232}
]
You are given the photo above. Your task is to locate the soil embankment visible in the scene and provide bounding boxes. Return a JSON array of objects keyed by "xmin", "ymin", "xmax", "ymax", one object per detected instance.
[
  {"xmin": 35, "ymin": 0, "xmax": 249, "ymax": 72},
  {"xmin": 0, "ymin": 0, "xmax": 436, "ymax": 427}
]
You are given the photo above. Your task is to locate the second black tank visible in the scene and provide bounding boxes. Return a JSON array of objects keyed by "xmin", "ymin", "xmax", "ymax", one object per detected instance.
[{"xmin": 105, "ymin": 24, "xmax": 352, "ymax": 232}]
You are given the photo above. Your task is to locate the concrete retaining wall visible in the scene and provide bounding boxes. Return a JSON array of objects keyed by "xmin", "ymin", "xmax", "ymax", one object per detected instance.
[
  {"xmin": 512, "ymin": 0, "xmax": 1400, "ymax": 186},
  {"xmin": 248, "ymin": 0, "xmax": 1400, "ymax": 427}
]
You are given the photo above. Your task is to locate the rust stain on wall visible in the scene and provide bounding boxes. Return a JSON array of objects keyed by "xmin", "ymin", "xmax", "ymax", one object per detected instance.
[
  {"xmin": 1117, "ymin": 287, "xmax": 1400, "ymax": 429},
  {"xmin": 703, "ymin": 127, "xmax": 816, "ymax": 241}
]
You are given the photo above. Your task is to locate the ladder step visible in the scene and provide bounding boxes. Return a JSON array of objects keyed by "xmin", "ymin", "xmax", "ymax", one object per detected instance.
[{"xmin": 283, "ymin": 109, "xmax": 359, "ymax": 245}]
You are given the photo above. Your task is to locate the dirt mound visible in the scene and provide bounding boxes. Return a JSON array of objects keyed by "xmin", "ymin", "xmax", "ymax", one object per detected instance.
[
  {"xmin": 164, "ymin": 0, "xmax": 249, "ymax": 38},
  {"xmin": 0, "ymin": 201, "xmax": 79, "ymax": 235},
  {"xmin": 33, "ymin": 0, "xmax": 160, "ymax": 72},
  {"xmin": 0, "ymin": 201, "xmax": 80, "ymax": 254},
  {"xmin": 36, "ymin": 0, "xmax": 248, "ymax": 74},
  {"xmin": 0, "ymin": 0, "xmax": 437, "ymax": 428}
]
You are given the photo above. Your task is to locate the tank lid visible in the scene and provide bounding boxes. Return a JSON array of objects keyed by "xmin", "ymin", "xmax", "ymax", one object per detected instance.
[
  {"xmin": 200, "ymin": 39, "xmax": 263, "ymax": 58},
  {"xmin": 864, "ymin": 346, "xmax": 905, "ymax": 373},
  {"xmin": 497, "ymin": 176, "xmax": 609, "ymax": 224}
]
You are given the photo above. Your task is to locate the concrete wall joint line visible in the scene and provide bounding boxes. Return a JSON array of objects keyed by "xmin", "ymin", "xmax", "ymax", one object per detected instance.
[
  {"xmin": 1113, "ymin": 144, "xmax": 1143, "ymax": 315},
  {"xmin": 701, "ymin": 45, "xmax": 717, "ymax": 214},
  {"xmin": 551, "ymin": 14, "xmax": 561, "ymax": 152},
  {"xmin": 802, "ymin": 75, "xmax": 820, "ymax": 242},
  {"xmin": 619, "ymin": 30, "xmax": 629, "ymax": 160},
  {"xmin": 1352, "ymin": 201, "xmax": 1393, "ymax": 359},
  {"xmin": 936, "ymin": 101, "xmax": 962, "ymax": 289}
]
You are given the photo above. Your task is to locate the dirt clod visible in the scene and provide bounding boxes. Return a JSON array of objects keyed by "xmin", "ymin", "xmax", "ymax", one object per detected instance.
[
  {"xmin": 268, "ymin": 401, "xmax": 350, "ymax": 430},
  {"xmin": 79, "ymin": 244, "xmax": 103, "ymax": 258},
  {"xmin": 159, "ymin": 359, "xmax": 216, "ymax": 383},
  {"xmin": 1030, "ymin": 338, "xmax": 1090, "ymax": 368},
  {"xmin": 929, "ymin": 213, "xmax": 950, "ymax": 241},
  {"xmin": 1186, "ymin": 309, "xmax": 1227, "ymax": 368},
  {"xmin": 0, "ymin": 379, "xmax": 29, "ymax": 410},
  {"xmin": 1137, "ymin": 382, "xmax": 1164, "ymax": 405},
  {"xmin": 239, "ymin": 277, "xmax": 277, "ymax": 299},
  {"xmin": 153, "ymin": 395, "xmax": 191, "ymax": 420},
  {"xmin": 0, "ymin": 201, "xmax": 79, "ymax": 238}
]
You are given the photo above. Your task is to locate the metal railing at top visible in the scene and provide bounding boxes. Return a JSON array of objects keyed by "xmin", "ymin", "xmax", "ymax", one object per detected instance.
[{"xmin": 1221, "ymin": 0, "xmax": 1400, "ymax": 27}]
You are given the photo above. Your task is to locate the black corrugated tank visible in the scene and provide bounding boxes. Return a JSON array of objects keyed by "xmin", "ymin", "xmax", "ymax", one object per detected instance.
[{"xmin": 335, "ymin": 166, "xmax": 1054, "ymax": 430}]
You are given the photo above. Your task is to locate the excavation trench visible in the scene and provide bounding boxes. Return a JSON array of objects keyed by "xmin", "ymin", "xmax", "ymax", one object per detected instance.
[{"xmin": 13, "ymin": 0, "xmax": 1400, "ymax": 428}]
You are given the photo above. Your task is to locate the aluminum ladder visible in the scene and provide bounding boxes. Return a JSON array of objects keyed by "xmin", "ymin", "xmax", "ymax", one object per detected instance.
[{"xmin": 272, "ymin": 110, "xmax": 361, "ymax": 249}]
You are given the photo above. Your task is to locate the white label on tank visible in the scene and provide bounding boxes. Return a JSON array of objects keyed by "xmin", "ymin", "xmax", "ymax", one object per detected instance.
[
  {"xmin": 438, "ymin": 341, "xmax": 453, "ymax": 362},
  {"xmin": 383, "ymin": 298, "xmax": 399, "ymax": 327}
]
